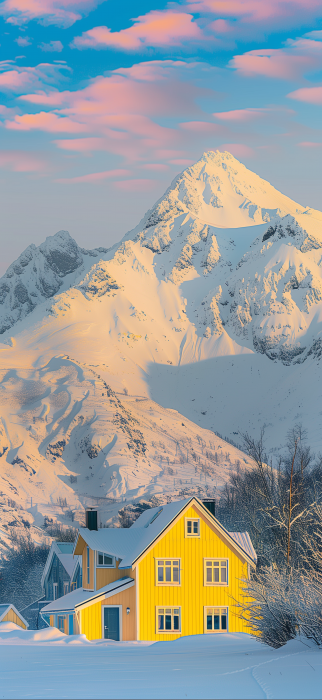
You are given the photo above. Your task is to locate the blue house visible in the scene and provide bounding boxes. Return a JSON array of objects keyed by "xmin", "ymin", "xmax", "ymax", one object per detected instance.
[{"xmin": 41, "ymin": 542, "xmax": 82, "ymax": 602}]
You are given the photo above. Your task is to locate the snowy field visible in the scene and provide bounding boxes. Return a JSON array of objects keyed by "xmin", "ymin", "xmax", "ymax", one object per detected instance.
[{"xmin": 0, "ymin": 623, "xmax": 321, "ymax": 699}]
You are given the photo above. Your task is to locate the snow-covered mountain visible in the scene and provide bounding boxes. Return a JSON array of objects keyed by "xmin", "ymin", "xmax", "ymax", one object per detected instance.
[{"xmin": 1, "ymin": 150, "xmax": 322, "ymax": 547}]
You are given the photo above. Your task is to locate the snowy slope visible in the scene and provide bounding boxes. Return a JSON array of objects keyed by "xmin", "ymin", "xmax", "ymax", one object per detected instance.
[{"xmin": 1, "ymin": 150, "xmax": 322, "ymax": 547}]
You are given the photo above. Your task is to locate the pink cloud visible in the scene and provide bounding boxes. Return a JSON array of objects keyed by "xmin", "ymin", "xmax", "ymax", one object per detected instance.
[
  {"xmin": 114, "ymin": 178, "xmax": 158, "ymax": 192},
  {"xmin": 230, "ymin": 48, "xmax": 316, "ymax": 79},
  {"xmin": 71, "ymin": 11, "xmax": 203, "ymax": 50},
  {"xmin": 5, "ymin": 62, "xmax": 212, "ymax": 167},
  {"xmin": 298, "ymin": 141, "xmax": 322, "ymax": 147},
  {"xmin": 14, "ymin": 35, "xmax": 31, "ymax": 46},
  {"xmin": 210, "ymin": 18, "xmax": 231, "ymax": 32},
  {"xmin": 0, "ymin": 0, "xmax": 103, "ymax": 28},
  {"xmin": 0, "ymin": 61, "xmax": 71, "ymax": 94},
  {"xmin": 6, "ymin": 111, "xmax": 86, "ymax": 132},
  {"xmin": 18, "ymin": 90, "xmax": 66, "ymax": 105},
  {"xmin": 55, "ymin": 168, "xmax": 130, "ymax": 183},
  {"xmin": 213, "ymin": 108, "xmax": 266, "ymax": 121},
  {"xmin": 217, "ymin": 143, "xmax": 255, "ymax": 158},
  {"xmin": 179, "ymin": 120, "xmax": 222, "ymax": 132},
  {"xmin": 53, "ymin": 137, "xmax": 106, "ymax": 151},
  {"xmin": 0, "ymin": 149, "xmax": 47, "ymax": 172},
  {"xmin": 288, "ymin": 86, "xmax": 322, "ymax": 104},
  {"xmin": 187, "ymin": 0, "xmax": 322, "ymax": 24}
]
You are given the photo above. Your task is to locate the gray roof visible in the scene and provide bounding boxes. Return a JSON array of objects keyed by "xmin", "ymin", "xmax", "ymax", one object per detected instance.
[
  {"xmin": 77, "ymin": 498, "xmax": 257, "ymax": 569},
  {"xmin": 41, "ymin": 577, "xmax": 134, "ymax": 614}
]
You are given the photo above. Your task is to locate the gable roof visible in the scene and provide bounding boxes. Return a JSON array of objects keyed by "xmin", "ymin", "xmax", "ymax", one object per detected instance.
[
  {"xmin": 0, "ymin": 604, "xmax": 29, "ymax": 628},
  {"xmin": 75, "ymin": 497, "xmax": 257, "ymax": 569},
  {"xmin": 41, "ymin": 542, "xmax": 82, "ymax": 589},
  {"xmin": 41, "ymin": 577, "xmax": 134, "ymax": 614}
]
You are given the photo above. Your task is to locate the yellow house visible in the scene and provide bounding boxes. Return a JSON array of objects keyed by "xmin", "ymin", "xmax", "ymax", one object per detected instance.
[
  {"xmin": 0, "ymin": 604, "xmax": 29, "ymax": 629},
  {"xmin": 41, "ymin": 497, "xmax": 256, "ymax": 641}
]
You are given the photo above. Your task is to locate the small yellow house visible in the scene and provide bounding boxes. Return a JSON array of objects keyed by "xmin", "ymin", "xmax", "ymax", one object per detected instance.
[
  {"xmin": 41, "ymin": 497, "xmax": 256, "ymax": 641},
  {"xmin": 0, "ymin": 604, "xmax": 29, "ymax": 629}
]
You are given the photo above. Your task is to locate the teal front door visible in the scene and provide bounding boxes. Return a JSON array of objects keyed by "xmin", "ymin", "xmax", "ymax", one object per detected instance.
[{"xmin": 103, "ymin": 607, "xmax": 120, "ymax": 640}]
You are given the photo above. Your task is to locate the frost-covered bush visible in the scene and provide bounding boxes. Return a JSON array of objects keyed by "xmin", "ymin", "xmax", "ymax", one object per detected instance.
[{"xmin": 237, "ymin": 563, "xmax": 322, "ymax": 648}]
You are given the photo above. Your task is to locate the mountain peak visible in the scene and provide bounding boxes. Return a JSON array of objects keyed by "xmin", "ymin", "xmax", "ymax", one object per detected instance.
[{"xmin": 139, "ymin": 150, "xmax": 305, "ymax": 235}]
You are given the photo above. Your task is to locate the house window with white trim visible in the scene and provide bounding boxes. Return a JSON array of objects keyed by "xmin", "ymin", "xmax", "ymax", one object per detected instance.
[
  {"xmin": 204, "ymin": 607, "xmax": 228, "ymax": 633},
  {"xmin": 204, "ymin": 558, "xmax": 228, "ymax": 585},
  {"xmin": 156, "ymin": 559, "xmax": 180, "ymax": 585},
  {"xmin": 63, "ymin": 582, "xmax": 69, "ymax": 596},
  {"xmin": 156, "ymin": 607, "xmax": 181, "ymax": 633},
  {"xmin": 53, "ymin": 583, "xmax": 58, "ymax": 600},
  {"xmin": 96, "ymin": 552, "xmax": 115, "ymax": 568},
  {"xmin": 185, "ymin": 518, "xmax": 200, "ymax": 537}
]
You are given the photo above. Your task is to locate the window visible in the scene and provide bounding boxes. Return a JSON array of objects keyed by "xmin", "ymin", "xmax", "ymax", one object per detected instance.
[
  {"xmin": 58, "ymin": 615, "xmax": 66, "ymax": 633},
  {"xmin": 204, "ymin": 607, "xmax": 228, "ymax": 633},
  {"xmin": 157, "ymin": 607, "xmax": 181, "ymax": 633},
  {"xmin": 185, "ymin": 518, "xmax": 200, "ymax": 537},
  {"xmin": 86, "ymin": 546, "xmax": 90, "ymax": 585},
  {"xmin": 70, "ymin": 581, "xmax": 77, "ymax": 592},
  {"xmin": 204, "ymin": 559, "xmax": 228, "ymax": 585},
  {"xmin": 63, "ymin": 582, "xmax": 69, "ymax": 596},
  {"xmin": 97, "ymin": 551, "xmax": 114, "ymax": 567},
  {"xmin": 53, "ymin": 583, "xmax": 58, "ymax": 600},
  {"xmin": 156, "ymin": 559, "xmax": 180, "ymax": 585}
]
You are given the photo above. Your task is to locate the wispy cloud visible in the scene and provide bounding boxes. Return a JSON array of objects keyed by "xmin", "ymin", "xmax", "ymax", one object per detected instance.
[
  {"xmin": 0, "ymin": 149, "xmax": 48, "ymax": 172},
  {"xmin": 55, "ymin": 168, "xmax": 130, "ymax": 183}
]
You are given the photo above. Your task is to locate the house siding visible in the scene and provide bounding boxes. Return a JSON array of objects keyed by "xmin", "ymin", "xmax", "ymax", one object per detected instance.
[
  {"xmin": 45, "ymin": 553, "xmax": 74, "ymax": 600},
  {"xmin": 79, "ymin": 584, "xmax": 136, "ymax": 641},
  {"xmin": 3, "ymin": 609, "xmax": 26, "ymax": 629},
  {"xmin": 138, "ymin": 503, "xmax": 250, "ymax": 641}
]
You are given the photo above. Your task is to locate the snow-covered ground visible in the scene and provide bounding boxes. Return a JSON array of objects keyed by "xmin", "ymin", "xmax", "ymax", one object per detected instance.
[{"xmin": 0, "ymin": 622, "xmax": 321, "ymax": 699}]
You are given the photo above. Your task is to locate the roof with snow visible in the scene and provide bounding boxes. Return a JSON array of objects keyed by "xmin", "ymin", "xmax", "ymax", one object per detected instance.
[
  {"xmin": 0, "ymin": 604, "xmax": 29, "ymax": 628},
  {"xmin": 41, "ymin": 541, "xmax": 82, "ymax": 589},
  {"xmin": 41, "ymin": 577, "xmax": 134, "ymax": 614},
  {"xmin": 75, "ymin": 497, "xmax": 257, "ymax": 568}
]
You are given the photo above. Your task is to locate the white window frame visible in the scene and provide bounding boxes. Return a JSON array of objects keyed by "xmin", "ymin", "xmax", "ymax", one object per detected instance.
[
  {"xmin": 96, "ymin": 551, "xmax": 115, "ymax": 568},
  {"xmin": 101, "ymin": 605, "xmax": 122, "ymax": 641},
  {"xmin": 63, "ymin": 582, "xmax": 69, "ymax": 596},
  {"xmin": 185, "ymin": 517, "xmax": 200, "ymax": 538},
  {"xmin": 53, "ymin": 582, "xmax": 58, "ymax": 600},
  {"xmin": 204, "ymin": 606, "xmax": 228, "ymax": 633},
  {"xmin": 204, "ymin": 558, "xmax": 229, "ymax": 586},
  {"xmin": 156, "ymin": 606, "xmax": 181, "ymax": 634},
  {"xmin": 155, "ymin": 558, "xmax": 181, "ymax": 586}
]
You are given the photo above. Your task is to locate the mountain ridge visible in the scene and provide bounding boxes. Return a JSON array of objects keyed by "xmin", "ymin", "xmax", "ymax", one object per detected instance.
[{"xmin": 0, "ymin": 150, "xmax": 322, "ymax": 550}]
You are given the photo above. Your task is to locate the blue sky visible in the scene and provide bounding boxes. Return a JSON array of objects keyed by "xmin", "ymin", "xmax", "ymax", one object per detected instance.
[{"xmin": 0, "ymin": 0, "xmax": 322, "ymax": 271}]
